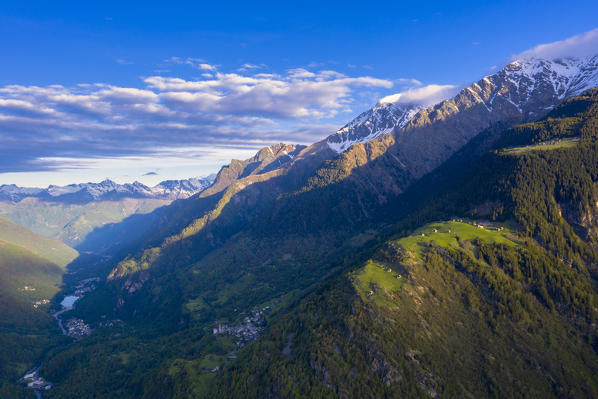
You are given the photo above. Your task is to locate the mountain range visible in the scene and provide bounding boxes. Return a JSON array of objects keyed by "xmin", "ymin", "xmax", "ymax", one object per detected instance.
[
  {"xmin": 0, "ymin": 176, "xmax": 215, "ymax": 252},
  {"xmin": 0, "ymin": 176, "xmax": 215, "ymax": 204},
  {"xmin": 2, "ymin": 51, "xmax": 598, "ymax": 398}
]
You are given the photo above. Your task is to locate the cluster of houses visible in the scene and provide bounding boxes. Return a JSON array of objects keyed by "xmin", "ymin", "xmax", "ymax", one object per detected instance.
[
  {"xmin": 65, "ymin": 317, "xmax": 92, "ymax": 339},
  {"xmin": 99, "ymin": 318, "xmax": 124, "ymax": 328},
  {"xmin": 33, "ymin": 298, "xmax": 50, "ymax": 308},
  {"xmin": 383, "ymin": 265, "xmax": 403, "ymax": 280},
  {"xmin": 213, "ymin": 305, "xmax": 271, "ymax": 345},
  {"xmin": 450, "ymin": 219, "xmax": 505, "ymax": 232}
]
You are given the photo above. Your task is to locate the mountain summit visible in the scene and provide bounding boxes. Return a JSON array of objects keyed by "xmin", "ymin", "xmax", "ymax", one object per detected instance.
[
  {"xmin": 326, "ymin": 54, "xmax": 598, "ymax": 155},
  {"xmin": 326, "ymin": 85, "xmax": 458, "ymax": 153}
]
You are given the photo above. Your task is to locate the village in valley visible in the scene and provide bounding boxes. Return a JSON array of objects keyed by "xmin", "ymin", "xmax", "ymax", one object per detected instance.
[
  {"xmin": 212, "ymin": 305, "xmax": 271, "ymax": 345},
  {"xmin": 65, "ymin": 317, "xmax": 93, "ymax": 339}
]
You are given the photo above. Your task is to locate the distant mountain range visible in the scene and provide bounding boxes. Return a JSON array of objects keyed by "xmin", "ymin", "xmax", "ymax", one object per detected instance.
[
  {"xmin": 0, "ymin": 176, "xmax": 216, "ymax": 250},
  {"xmin": 0, "ymin": 176, "xmax": 216, "ymax": 204}
]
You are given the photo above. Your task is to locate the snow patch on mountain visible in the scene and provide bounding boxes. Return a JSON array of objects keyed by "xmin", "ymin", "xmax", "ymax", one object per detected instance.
[
  {"xmin": 327, "ymin": 54, "xmax": 598, "ymax": 154},
  {"xmin": 505, "ymin": 55, "xmax": 598, "ymax": 101},
  {"xmin": 327, "ymin": 84, "xmax": 458, "ymax": 153}
]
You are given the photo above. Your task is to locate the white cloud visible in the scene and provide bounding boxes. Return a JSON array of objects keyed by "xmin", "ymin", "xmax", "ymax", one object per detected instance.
[
  {"xmin": 98, "ymin": 86, "xmax": 159, "ymax": 103},
  {"xmin": 198, "ymin": 63, "xmax": 217, "ymax": 71},
  {"xmin": 163, "ymin": 57, "xmax": 218, "ymax": 71},
  {"xmin": 146, "ymin": 69, "xmax": 392, "ymax": 118},
  {"xmin": 0, "ymin": 99, "xmax": 57, "ymax": 115},
  {"xmin": 514, "ymin": 28, "xmax": 598, "ymax": 60},
  {"xmin": 165, "ymin": 57, "xmax": 213, "ymax": 70},
  {"xmin": 0, "ymin": 63, "xmax": 401, "ymax": 175},
  {"xmin": 377, "ymin": 84, "xmax": 458, "ymax": 107},
  {"xmin": 288, "ymin": 68, "xmax": 316, "ymax": 78}
]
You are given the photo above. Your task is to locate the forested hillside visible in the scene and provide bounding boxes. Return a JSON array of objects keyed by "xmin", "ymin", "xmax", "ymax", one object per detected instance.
[
  {"xmin": 0, "ymin": 240, "xmax": 68, "ymax": 398},
  {"xmin": 210, "ymin": 88, "xmax": 598, "ymax": 398}
]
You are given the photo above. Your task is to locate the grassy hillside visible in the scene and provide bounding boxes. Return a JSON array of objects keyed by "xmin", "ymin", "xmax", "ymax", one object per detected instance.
[
  {"xmin": 0, "ymin": 240, "xmax": 67, "ymax": 398},
  {"xmin": 0, "ymin": 217, "xmax": 78, "ymax": 267},
  {"xmin": 214, "ymin": 221, "xmax": 597, "ymax": 398},
  {"xmin": 0, "ymin": 220, "xmax": 75, "ymax": 397},
  {"xmin": 0, "ymin": 240, "xmax": 64, "ymax": 326}
]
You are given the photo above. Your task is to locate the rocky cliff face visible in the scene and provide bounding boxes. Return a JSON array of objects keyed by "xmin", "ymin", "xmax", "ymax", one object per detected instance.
[{"xmin": 204, "ymin": 143, "xmax": 305, "ymax": 195}]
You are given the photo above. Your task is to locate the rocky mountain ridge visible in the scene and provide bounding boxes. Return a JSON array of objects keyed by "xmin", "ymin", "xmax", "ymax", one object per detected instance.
[
  {"xmin": 325, "ymin": 54, "xmax": 598, "ymax": 160},
  {"xmin": 102, "ymin": 54, "xmax": 598, "ymax": 283}
]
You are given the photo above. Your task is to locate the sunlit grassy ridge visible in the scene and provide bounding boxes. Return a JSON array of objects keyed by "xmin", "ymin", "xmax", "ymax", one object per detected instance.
[
  {"xmin": 216, "ymin": 214, "xmax": 598, "ymax": 397},
  {"xmin": 397, "ymin": 221, "xmax": 516, "ymax": 258},
  {"xmin": 353, "ymin": 221, "xmax": 517, "ymax": 306},
  {"xmin": 352, "ymin": 260, "xmax": 406, "ymax": 306},
  {"xmin": 500, "ymin": 137, "xmax": 580, "ymax": 155}
]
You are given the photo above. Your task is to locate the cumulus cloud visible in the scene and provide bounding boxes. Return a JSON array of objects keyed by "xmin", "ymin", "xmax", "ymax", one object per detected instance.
[
  {"xmin": 0, "ymin": 99, "xmax": 57, "ymax": 116},
  {"xmin": 377, "ymin": 84, "xmax": 459, "ymax": 107},
  {"xmin": 0, "ymin": 64, "xmax": 397, "ymax": 173},
  {"xmin": 514, "ymin": 28, "xmax": 598, "ymax": 60},
  {"xmin": 145, "ymin": 70, "xmax": 392, "ymax": 118}
]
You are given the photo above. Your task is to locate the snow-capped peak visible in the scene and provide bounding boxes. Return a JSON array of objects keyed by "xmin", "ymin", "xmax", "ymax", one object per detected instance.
[
  {"xmin": 0, "ymin": 176, "xmax": 216, "ymax": 203},
  {"xmin": 326, "ymin": 54, "xmax": 598, "ymax": 155},
  {"xmin": 326, "ymin": 84, "xmax": 458, "ymax": 153},
  {"xmin": 504, "ymin": 55, "xmax": 598, "ymax": 100}
]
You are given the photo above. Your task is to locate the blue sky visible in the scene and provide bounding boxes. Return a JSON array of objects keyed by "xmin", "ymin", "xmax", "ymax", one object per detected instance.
[{"xmin": 1, "ymin": 0, "xmax": 597, "ymax": 186}]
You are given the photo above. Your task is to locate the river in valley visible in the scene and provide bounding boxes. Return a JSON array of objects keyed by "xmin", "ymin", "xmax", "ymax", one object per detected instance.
[{"xmin": 20, "ymin": 278, "xmax": 98, "ymax": 397}]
